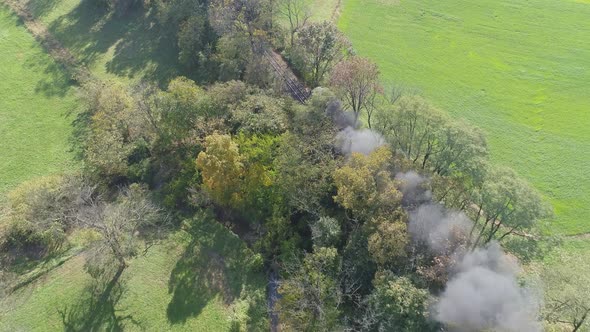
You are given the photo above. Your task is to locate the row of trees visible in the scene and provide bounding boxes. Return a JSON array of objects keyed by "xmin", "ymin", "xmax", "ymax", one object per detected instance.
[{"xmin": 2, "ymin": 0, "xmax": 586, "ymax": 329}]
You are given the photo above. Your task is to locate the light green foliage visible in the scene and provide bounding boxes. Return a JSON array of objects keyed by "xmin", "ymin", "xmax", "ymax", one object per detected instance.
[
  {"xmin": 196, "ymin": 132, "xmax": 281, "ymax": 218},
  {"xmin": 292, "ymin": 21, "xmax": 350, "ymax": 87},
  {"xmin": 310, "ymin": 216, "xmax": 342, "ymax": 248},
  {"xmin": 278, "ymin": 247, "xmax": 342, "ymax": 331},
  {"xmin": 0, "ymin": 8, "xmax": 78, "ymax": 195},
  {"xmin": 83, "ymin": 81, "xmax": 138, "ymax": 179},
  {"xmin": 473, "ymin": 166, "xmax": 552, "ymax": 246},
  {"xmin": 366, "ymin": 214, "xmax": 408, "ymax": 266},
  {"xmin": 158, "ymin": 76, "xmax": 210, "ymax": 143},
  {"xmin": 231, "ymin": 94, "xmax": 288, "ymax": 134},
  {"xmin": 376, "ymin": 95, "xmax": 488, "ymax": 178},
  {"xmin": 333, "ymin": 147, "xmax": 402, "ymax": 221},
  {"xmin": 1, "ymin": 176, "xmax": 68, "ymax": 257},
  {"xmin": 363, "ymin": 273, "xmax": 432, "ymax": 332},
  {"xmin": 235, "ymin": 133, "xmax": 282, "ymax": 219},
  {"xmin": 338, "ymin": 0, "xmax": 590, "ymax": 234}
]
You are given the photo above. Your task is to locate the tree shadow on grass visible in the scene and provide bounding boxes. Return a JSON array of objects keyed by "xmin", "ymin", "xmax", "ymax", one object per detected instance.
[
  {"xmin": 23, "ymin": 52, "xmax": 74, "ymax": 98},
  {"xmin": 166, "ymin": 213, "xmax": 267, "ymax": 325},
  {"xmin": 24, "ymin": 0, "xmax": 60, "ymax": 19},
  {"xmin": 46, "ymin": 0, "xmax": 181, "ymax": 85},
  {"xmin": 58, "ymin": 267, "xmax": 141, "ymax": 331},
  {"xmin": 503, "ymin": 234, "xmax": 563, "ymax": 264}
]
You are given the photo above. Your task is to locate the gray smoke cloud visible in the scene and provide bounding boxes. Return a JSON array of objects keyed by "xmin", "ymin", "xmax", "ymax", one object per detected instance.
[
  {"xmin": 395, "ymin": 171, "xmax": 432, "ymax": 207},
  {"xmin": 336, "ymin": 126, "xmax": 385, "ymax": 156},
  {"xmin": 408, "ymin": 203, "xmax": 471, "ymax": 254},
  {"xmin": 435, "ymin": 243, "xmax": 541, "ymax": 332},
  {"xmin": 326, "ymin": 100, "xmax": 357, "ymax": 129},
  {"xmin": 325, "ymin": 99, "xmax": 384, "ymax": 156},
  {"xmin": 401, "ymin": 172, "xmax": 541, "ymax": 331}
]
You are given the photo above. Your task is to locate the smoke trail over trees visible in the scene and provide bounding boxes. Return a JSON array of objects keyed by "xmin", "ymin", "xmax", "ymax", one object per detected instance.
[
  {"xmin": 326, "ymin": 98, "xmax": 385, "ymax": 156},
  {"xmin": 336, "ymin": 127, "xmax": 385, "ymax": 156},
  {"xmin": 323, "ymin": 91, "xmax": 544, "ymax": 331},
  {"xmin": 435, "ymin": 243, "xmax": 541, "ymax": 332},
  {"xmin": 400, "ymin": 173, "xmax": 542, "ymax": 331}
]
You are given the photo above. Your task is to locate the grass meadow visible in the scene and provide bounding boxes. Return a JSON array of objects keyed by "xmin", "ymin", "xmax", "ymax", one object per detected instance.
[
  {"xmin": 338, "ymin": 0, "xmax": 590, "ymax": 235},
  {"xmin": 31, "ymin": 0, "xmax": 182, "ymax": 85},
  {"xmin": 0, "ymin": 6, "xmax": 78, "ymax": 195},
  {"xmin": 0, "ymin": 217, "xmax": 268, "ymax": 331}
]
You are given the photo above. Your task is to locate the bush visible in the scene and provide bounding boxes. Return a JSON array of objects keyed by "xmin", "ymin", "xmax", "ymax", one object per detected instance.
[{"xmin": 0, "ymin": 175, "xmax": 96, "ymax": 263}]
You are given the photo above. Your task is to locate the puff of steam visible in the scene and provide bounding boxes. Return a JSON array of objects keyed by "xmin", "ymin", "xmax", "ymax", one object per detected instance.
[
  {"xmin": 336, "ymin": 127, "xmax": 385, "ymax": 156},
  {"xmin": 408, "ymin": 203, "xmax": 471, "ymax": 254},
  {"xmin": 435, "ymin": 243, "xmax": 541, "ymax": 332}
]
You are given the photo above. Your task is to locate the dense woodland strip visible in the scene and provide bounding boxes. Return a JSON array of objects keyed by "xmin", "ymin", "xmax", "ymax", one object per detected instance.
[{"xmin": 0, "ymin": 0, "xmax": 588, "ymax": 331}]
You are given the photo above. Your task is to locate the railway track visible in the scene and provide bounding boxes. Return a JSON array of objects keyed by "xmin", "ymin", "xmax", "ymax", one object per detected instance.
[{"xmin": 263, "ymin": 49, "xmax": 310, "ymax": 104}]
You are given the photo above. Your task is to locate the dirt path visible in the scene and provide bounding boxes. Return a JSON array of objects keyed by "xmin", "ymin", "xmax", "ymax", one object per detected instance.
[
  {"xmin": 331, "ymin": 0, "xmax": 342, "ymax": 22},
  {"xmin": 566, "ymin": 232, "xmax": 590, "ymax": 240},
  {"xmin": 1, "ymin": 0, "xmax": 92, "ymax": 83}
]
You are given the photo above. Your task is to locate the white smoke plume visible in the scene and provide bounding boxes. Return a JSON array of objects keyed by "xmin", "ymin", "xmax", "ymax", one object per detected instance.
[
  {"xmin": 336, "ymin": 126, "xmax": 385, "ymax": 156},
  {"xmin": 408, "ymin": 203, "xmax": 471, "ymax": 254},
  {"xmin": 400, "ymin": 172, "xmax": 541, "ymax": 332},
  {"xmin": 325, "ymin": 99, "xmax": 384, "ymax": 156},
  {"xmin": 435, "ymin": 243, "xmax": 541, "ymax": 332}
]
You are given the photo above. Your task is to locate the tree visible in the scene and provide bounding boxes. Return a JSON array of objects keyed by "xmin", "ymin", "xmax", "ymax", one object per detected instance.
[
  {"xmin": 280, "ymin": 0, "xmax": 311, "ymax": 47},
  {"xmin": 83, "ymin": 81, "xmax": 138, "ymax": 180},
  {"xmin": 310, "ymin": 216, "xmax": 342, "ymax": 248},
  {"xmin": 541, "ymin": 252, "xmax": 590, "ymax": 332},
  {"xmin": 294, "ymin": 21, "xmax": 350, "ymax": 87},
  {"xmin": 333, "ymin": 146, "xmax": 402, "ymax": 221},
  {"xmin": 375, "ymin": 95, "xmax": 447, "ymax": 170},
  {"xmin": 0, "ymin": 175, "xmax": 95, "ymax": 261},
  {"xmin": 366, "ymin": 214, "xmax": 408, "ymax": 266},
  {"xmin": 235, "ymin": 133, "xmax": 282, "ymax": 220},
  {"xmin": 230, "ymin": 94, "xmax": 288, "ymax": 134},
  {"xmin": 360, "ymin": 272, "xmax": 433, "ymax": 331},
  {"xmin": 196, "ymin": 133, "xmax": 244, "ymax": 207},
  {"xmin": 159, "ymin": 77, "xmax": 211, "ymax": 141},
  {"xmin": 471, "ymin": 166, "xmax": 552, "ymax": 247},
  {"xmin": 278, "ymin": 247, "xmax": 342, "ymax": 331},
  {"xmin": 375, "ymin": 95, "xmax": 487, "ymax": 177},
  {"xmin": 209, "ymin": 0, "xmax": 270, "ymax": 51},
  {"xmin": 77, "ymin": 184, "xmax": 162, "ymax": 281},
  {"xmin": 330, "ymin": 56, "xmax": 382, "ymax": 127}
]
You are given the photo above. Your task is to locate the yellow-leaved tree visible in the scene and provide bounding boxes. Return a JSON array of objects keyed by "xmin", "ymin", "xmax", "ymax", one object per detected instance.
[
  {"xmin": 196, "ymin": 133, "xmax": 244, "ymax": 207},
  {"xmin": 333, "ymin": 146, "xmax": 402, "ymax": 221}
]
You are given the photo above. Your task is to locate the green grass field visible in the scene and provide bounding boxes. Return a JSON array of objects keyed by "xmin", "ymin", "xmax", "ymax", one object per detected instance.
[
  {"xmin": 338, "ymin": 0, "xmax": 590, "ymax": 235},
  {"xmin": 32, "ymin": 0, "xmax": 182, "ymax": 85},
  {"xmin": 0, "ymin": 217, "xmax": 268, "ymax": 331},
  {"xmin": 0, "ymin": 5, "xmax": 78, "ymax": 195}
]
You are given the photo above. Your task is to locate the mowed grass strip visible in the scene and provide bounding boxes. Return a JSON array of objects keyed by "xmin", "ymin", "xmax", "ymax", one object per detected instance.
[
  {"xmin": 338, "ymin": 0, "xmax": 590, "ymax": 235},
  {"xmin": 0, "ymin": 5, "xmax": 78, "ymax": 195},
  {"xmin": 0, "ymin": 217, "xmax": 268, "ymax": 331}
]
